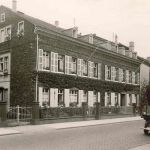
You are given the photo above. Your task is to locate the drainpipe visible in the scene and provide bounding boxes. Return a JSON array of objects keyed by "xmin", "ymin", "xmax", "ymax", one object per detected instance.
[{"xmin": 35, "ymin": 27, "xmax": 39, "ymax": 102}]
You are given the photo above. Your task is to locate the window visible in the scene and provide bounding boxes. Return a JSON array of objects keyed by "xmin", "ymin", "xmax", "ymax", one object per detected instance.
[
  {"xmin": 129, "ymin": 94, "xmax": 132, "ymax": 105},
  {"xmin": 93, "ymin": 63, "xmax": 98, "ymax": 77},
  {"xmin": 69, "ymin": 90, "xmax": 78, "ymax": 103},
  {"xmin": 4, "ymin": 57, "xmax": 8, "ymax": 71},
  {"xmin": 129, "ymin": 71, "xmax": 132, "ymax": 83},
  {"xmin": 0, "ymin": 58, "xmax": 3, "ymax": 73},
  {"xmin": 105, "ymin": 65, "xmax": 111, "ymax": 80},
  {"xmin": 42, "ymin": 88, "xmax": 49, "ymax": 107},
  {"xmin": 0, "ymin": 88, "xmax": 8, "ymax": 101},
  {"xmin": 93, "ymin": 91, "xmax": 98, "ymax": 103},
  {"xmin": 123, "ymin": 70, "xmax": 126, "ymax": 82},
  {"xmin": 115, "ymin": 93, "xmax": 119, "ymax": 106},
  {"xmin": 58, "ymin": 54, "xmax": 64, "ymax": 72},
  {"xmin": 5, "ymin": 26, "xmax": 11, "ymax": 40},
  {"xmin": 58, "ymin": 89, "xmax": 64, "ymax": 106},
  {"xmin": 43, "ymin": 51, "xmax": 50, "ymax": 70},
  {"xmin": 69, "ymin": 57, "xmax": 77, "ymax": 74},
  {"xmin": 126, "ymin": 70, "xmax": 129, "ymax": 83},
  {"xmin": 135, "ymin": 73, "xmax": 139, "ymax": 84},
  {"xmin": 83, "ymin": 60, "xmax": 88, "ymax": 76},
  {"xmin": 83, "ymin": 90, "xmax": 88, "ymax": 102},
  {"xmin": 132, "ymin": 72, "xmax": 135, "ymax": 84},
  {"xmin": 18, "ymin": 21, "xmax": 24, "ymax": 35},
  {"xmin": 115, "ymin": 67, "xmax": 119, "ymax": 81},
  {"xmin": 0, "ymin": 13, "xmax": 5, "ymax": 23},
  {"xmin": 0, "ymin": 28, "xmax": 5, "ymax": 43},
  {"xmin": 106, "ymin": 92, "xmax": 111, "ymax": 106}
]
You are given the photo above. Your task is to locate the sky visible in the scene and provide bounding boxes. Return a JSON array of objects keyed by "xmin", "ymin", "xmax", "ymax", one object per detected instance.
[{"xmin": 1, "ymin": 0, "xmax": 150, "ymax": 58}]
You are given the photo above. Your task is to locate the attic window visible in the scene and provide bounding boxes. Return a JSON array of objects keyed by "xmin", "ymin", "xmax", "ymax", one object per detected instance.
[
  {"xmin": 0, "ymin": 13, "xmax": 5, "ymax": 23},
  {"xmin": 17, "ymin": 21, "xmax": 24, "ymax": 36}
]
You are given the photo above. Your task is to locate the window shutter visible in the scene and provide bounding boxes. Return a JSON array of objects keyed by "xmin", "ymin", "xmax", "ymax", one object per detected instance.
[
  {"xmin": 38, "ymin": 49, "xmax": 43, "ymax": 70},
  {"xmin": 88, "ymin": 61, "xmax": 93, "ymax": 78},
  {"xmin": 79, "ymin": 90, "xmax": 83, "ymax": 104},
  {"xmin": 88, "ymin": 91, "xmax": 93, "ymax": 106},
  {"xmin": 38, "ymin": 87, "xmax": 43, "ymax": 106},
  {"xmin": 64, "ymin": 89, "xmax": 70, "ymax": 107},
  {"xmin": 98, "ymin": 63, "xmax": 101, "ymax": 80},
  {"xmin": 119, "ymin": 68, "xmax": 123, "ymax": 82},
  {"xmin": 65, "ymin": 55, "xmax": 69, "ymax": 74},
  {"xmin": 111, "ymin": 66, "xmax": 115, "ymax": 81},
  {"xmin": 77, "ymin": 58, "xmax": 82, "ymax": 76},
  {"xmin": 98, "ymin": 92, "xmax": 101, "ymax": 103},
  {"xmin": 54, "ymin": 88, "xmax": 58, "ymax": 107},
  {"xmin": 132, "ymin": 72, "xmax": 135, "ymax": 84},
  {"xmin": 105, "ymin": 92, "xmax": 107, "ymax": 106},
  {"xmin": 55, "ymin": 53, "xmax": 58, "ymax": 72},
  {"xmin": 118, "ymin": 93, "xmax": 120, "ymax": 106},
  {"xmin": 105, "ymin": 65, "xmax": 108, "ymax": 80},
  {"xmin": 50, "ymin": 88, "xmax": 55, "ymax": 107},
  {"xmin": 69, "ymin": 56, "xmax": 72, "ymax": 74},
  {"xmin": 137, "ymin": 73, "xmax": 140, "ymax": 84},
  {"xmin": 111, "ymin": 93, "xmax": 115, "ymax": 106},
  {"xmin": 51, "ymin": 52, "xmax": 55, "ymax": 72},
  {"xmin": 126, "ymin": 70, "xmax": 129, "ymax": 83}
]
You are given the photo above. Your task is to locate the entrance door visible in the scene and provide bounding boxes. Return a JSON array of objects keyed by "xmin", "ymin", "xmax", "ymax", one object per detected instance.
[{"xmin": 121, "ymin": 94, "xmax": 126, "ymax": 106}]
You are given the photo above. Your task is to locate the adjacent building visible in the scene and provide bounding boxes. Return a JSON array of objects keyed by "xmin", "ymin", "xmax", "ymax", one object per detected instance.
[{"xmin": 0, "ymin": 4, "xmax": 141, "ymax": 113}]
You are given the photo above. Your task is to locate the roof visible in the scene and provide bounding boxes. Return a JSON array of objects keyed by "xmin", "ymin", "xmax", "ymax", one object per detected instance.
[
  {"xmin": 0, "ymin": 5, "xmax": 64, "ymax": 34},
  {"xmin": 16, "ymin": 11, "xmax": 64, "ymax": 33}
]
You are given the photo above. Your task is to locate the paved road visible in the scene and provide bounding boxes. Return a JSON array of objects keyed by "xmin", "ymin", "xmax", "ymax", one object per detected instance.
[{"xmin": 0, "ymin": 120, "xmax": 149, "ymax": 150}]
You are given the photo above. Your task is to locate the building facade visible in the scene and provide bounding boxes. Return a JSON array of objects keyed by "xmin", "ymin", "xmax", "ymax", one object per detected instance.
[{"xmin": 0, "ymin": 5, "xmax": 141, "ymax": 111}]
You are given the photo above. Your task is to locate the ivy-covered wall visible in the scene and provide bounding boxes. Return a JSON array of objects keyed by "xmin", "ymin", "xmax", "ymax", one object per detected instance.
[{"xmin": 37, "ymin": 71, "xmax": 140, "ymax": 93}]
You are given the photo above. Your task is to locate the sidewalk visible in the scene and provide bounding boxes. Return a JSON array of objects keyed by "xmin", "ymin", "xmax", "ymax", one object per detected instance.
[
  {"xmin": 0, "ymin": 116, "xmax": 142, "ymax": 136},
  {"xmin": 128, "ymin": 144, "xmax": 150, "ymax": 150}
]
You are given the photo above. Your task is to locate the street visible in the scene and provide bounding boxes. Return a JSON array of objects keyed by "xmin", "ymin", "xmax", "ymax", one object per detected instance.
[{"xmin": 0, "ymin": 120, "xmax": 149, "ymax": 150}]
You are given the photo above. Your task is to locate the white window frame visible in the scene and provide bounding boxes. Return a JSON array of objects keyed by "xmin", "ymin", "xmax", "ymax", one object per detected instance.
[
  {"xmin": 5, "ymin": 25, "xmax": 11, "ymax": 41},
  {"xmin": 0, "ymin": 28, "xmax": 5, "ymax": 43},
  {"xmin": 69, "ymin": 89, "xmax": 78, "ymax": 103},
  {"xmin": 105, "ymin": 65, "xmax": 111, "ymax": 80},
  {"xmin": 0, "ymin": 13, "xmax": 5, "ymax": 23},
  {"xmin": 17, "ymin": 21, "xmax": 24, "ymax": 35}
]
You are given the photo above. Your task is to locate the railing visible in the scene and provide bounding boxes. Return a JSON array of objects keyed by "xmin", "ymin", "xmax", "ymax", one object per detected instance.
[{"xmin": 7, "ymin": 105, "xmax": 32, "ymax": 124}]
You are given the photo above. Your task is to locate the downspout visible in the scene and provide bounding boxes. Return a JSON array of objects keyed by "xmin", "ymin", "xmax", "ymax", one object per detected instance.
[{"xmin": 34, "ymin": 26, "xmax": 39, "ymax": 102}]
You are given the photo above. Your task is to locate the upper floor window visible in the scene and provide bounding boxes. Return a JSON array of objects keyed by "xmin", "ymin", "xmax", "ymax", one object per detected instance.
[
  {"xmin": 105, "ymin": 65, "xmax": 111, "ymax": 80},
  {"xmin": 0, "ymin": 55, "xmax": 9, "ymax": 75},
  {"xmin": 58, "ymin": 54, "xmax": 64, "ymax": 73},
  {"xmin": 0, "ymin": 13, "xmax": 5, "ymax": 23},
  {"xmin": 0, "ymin": 28, "xmax": 5, "ymax": 43},
  {"xmin": 93, "ymin": 63, "xmax": 98, "ymax": 77},
  {"xmin": 115, "ymin": 67, "xmax": 119, "ymax": 81},
  {"xmin": 17, "ymin": 21, "xmax": 24, "ymax": 36},
  {"xmin": 69, "ymin": 57, "xmax": 77, "ymax": 74},
  {"xmin": 135, "ymin": 72, "xmax": 140, "ymax": 84},
  {"xmin": 123, "ymin": 69, "xmax": 126, "ymax": 82},
  {"xmin": 43, "ymin": 51, "xmax": 50, "ymax": 70},
  {"xmin": 5, "ymin": 26, "xmax": 11, "ymax": 40},
  {"xmin": 129, "ymin": 71, "xmax": 132, "ymax": 83},
  {"xmin": 83, "ymin": 60, "xmax": 88, "ymax": 76}
]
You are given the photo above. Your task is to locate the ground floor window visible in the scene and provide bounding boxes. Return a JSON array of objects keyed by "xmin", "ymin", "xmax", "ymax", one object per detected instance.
[
  {"xmin": 42, "ymin": 88, "xmax": 49, "ymax": 107},
  {"xmin": 83, "ymin": 90, "xmax": 88, "ymax": 102},
  {"xmin": 106, "ymin": 92, "xmax": 111, "ymax": 106},
  {"xmin": 58, "ymin": 89, "xmax": 64, "ymax": 106},
  {"xmin": 69, "ymin": 90, "xmax": 78, "ymax": 106},
  {"xmin": 0, "ymin": 88, "xmax": 8, "ymax": 102},
  {"xmin": 93, "ymin": 91, "xmax": 98, "ymax": 104}
]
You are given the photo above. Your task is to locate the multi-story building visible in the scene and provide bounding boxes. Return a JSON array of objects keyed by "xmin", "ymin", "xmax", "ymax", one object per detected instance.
[{"xmin": 0, "ymin": 4, "xmax": 141, "ymax": 112}]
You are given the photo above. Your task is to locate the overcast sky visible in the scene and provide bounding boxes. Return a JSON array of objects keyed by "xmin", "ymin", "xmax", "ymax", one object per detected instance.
[{"xmin": 1, "ymin": 0, "xmax": 150, "ymax": 58}]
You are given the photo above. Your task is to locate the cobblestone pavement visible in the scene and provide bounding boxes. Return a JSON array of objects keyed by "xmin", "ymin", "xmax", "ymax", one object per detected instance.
[{"xmin": 0, "ymin": 120, "xmax": 149, "ymax": 150}]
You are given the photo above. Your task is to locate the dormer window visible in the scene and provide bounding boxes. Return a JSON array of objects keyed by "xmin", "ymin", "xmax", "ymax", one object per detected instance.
[
  {"xmin": 17, "ymin": 21, "xmax": 24, "ymax": 36},
  {"xmin": 0, "ymin": 13, "xmax": 5, "ymax": 23}
]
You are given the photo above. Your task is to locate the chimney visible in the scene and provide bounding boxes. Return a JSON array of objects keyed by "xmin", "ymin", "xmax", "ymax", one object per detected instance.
[
  {"xmin": 129, "ymin": 41, "xmax": 134, "ymax": 51},
  {"xmin": 55, "ymin": 21, "xmax": 59, "ymax": 28},
  {"xmin": 12, "ymin": 0, "xmax": 17, "ymax": 12}
]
